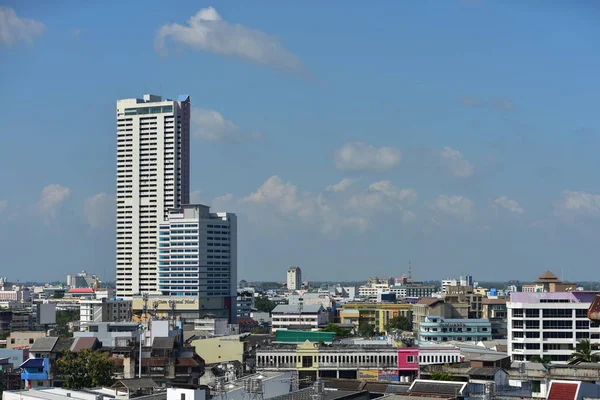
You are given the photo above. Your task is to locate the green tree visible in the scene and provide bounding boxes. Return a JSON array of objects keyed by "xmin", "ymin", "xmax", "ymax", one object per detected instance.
[
  {"xmin": 254, "ymin": 298, "xmax": 277, "ymax": 313},
  {"xmin": 384, "ymin": 316, "xmax": 411, "ymax": 333},
  {"xmin": 54, "ymin": 310, "xmax": 80, "ymax": 338},
  {"xmin": 430, "ymin": 371, "xmax": 453, "ymax": 381},
  {"xmin": 250, "ymin": 327, "xmax": 266, "ymax": 334},
  {"xmin": 358, "ymin": 321, "xmax": 375, "ymax": 338},
  {"xmin": 321, "ymin": 323, "xmax": 351, "ymax": 338},
  {"xmin": 56, "ymin": 350, "xmax": 114, "ymax": 389},
  {"xmin": 571, "ymin": 339, "xmax": 599, "ymax": 362}
]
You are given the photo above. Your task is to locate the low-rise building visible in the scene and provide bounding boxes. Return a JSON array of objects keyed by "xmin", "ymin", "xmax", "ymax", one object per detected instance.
[
  {"xmin": 397, "ymin": 345, "xmax": 464, "ymax": 382},
  {"xmin": 339, "ymin": 303, "xmax": 412, "ymax": 334},
  {"xmin": 193, "ymin": 317, "xmax": 234, "ymax": 336},
  {"xmin": 75, "ymin": 322, "xmax": 140, "ymax": 347},
  {"xmin": 6, "ymin": 331, "xmax": 47, "ymax": 349},
  {"xmin": 80, "ymin": 298, "xmax": 132, "ymax": 325},
  {"xmin": 257, "ymin": 341, "xmax": 399, "ymax": 382},
  {"xmin": 412, "ymin": 293, "xmax": 483, "ymax": 336},
  {"xmin": 507, "ymin": 291, "xmax": 600, "ymax": 363},
  {"xmin": 190, "ymin": 335, "xmax": 246, "ymax": 364},
  {"xmin": 271, "ymin": 304, "xmax": 328, "ymax": 332},
  {"xmin": 419, "ymin": 316, "xmax": 492, "ymax": 344},
  {"xmin": 390, "ymin": 284, "xmax": 437, "ymax": 299}
]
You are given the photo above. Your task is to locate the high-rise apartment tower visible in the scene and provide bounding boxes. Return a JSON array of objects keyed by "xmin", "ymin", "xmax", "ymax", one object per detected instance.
[
  {"xmin": 287, "ymin": 266, "xmax": 302, "ymax": 291},
  {"xmin": 116, "ymin": 94, "xmax": 190, "ymax": 297}
]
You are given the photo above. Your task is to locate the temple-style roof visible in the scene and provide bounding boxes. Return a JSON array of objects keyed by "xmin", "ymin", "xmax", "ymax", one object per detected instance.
[{"xmin": 535, "ymin": 270, "xmax": 561, "ymax": 283}]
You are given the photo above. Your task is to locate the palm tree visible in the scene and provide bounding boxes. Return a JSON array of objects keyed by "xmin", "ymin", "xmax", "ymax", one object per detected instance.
[{"xmin": 570, "ymin": 339, "xmax": 599, "ymax": 362}]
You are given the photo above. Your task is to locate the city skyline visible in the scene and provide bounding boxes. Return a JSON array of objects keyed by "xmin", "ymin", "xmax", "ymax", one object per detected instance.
[{"xmin": 2, "ymin": 2, "xmax": 600, "ymax": 282}]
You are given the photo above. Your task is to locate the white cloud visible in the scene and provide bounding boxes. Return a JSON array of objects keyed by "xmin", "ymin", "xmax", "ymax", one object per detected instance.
[
  {"xmin": 191, "ymin": 108, "xmax": 262, "ymax": 142},
  {"xmin": 155, "ymin": 7, "xmax": 304, "ymax": 72},
  {"xmin": 369, "ymin": 180, "xmax": 418, "ymax": 204},
  {"xmin": 38, "ymin": 184, "xmax": 70, "ymax": 218},
  {"xmin": 439, "ymin": 147, "xmax": 475, "ymax": 178},
  {"xmin": 190, "ymin": 190, "xmax": 202, "ymax": 204},
  {"xmin": 435, "ymin": 194, "xmax": 474, "ymax": 219},
  {"xmin": 494, "ymin": 196, "xmax": 524, "ymax": 214},
  {"xmin": 0, "ymin": 7, "xmax": 44, "ymax": 47},
  {"xmin": 0, "ymin": 200, "xmax": 7, "ymax": 213},
  {"xmin": 212, "ymin": 193, "xmax": 236, "ymax": 212},
  {"xmin": 556, "ymin": 190, "xmax": 600, "ymax": 218},
  {"xmin": 221, "ymin": 176, "xmax": 418, "ymax": 235},
  {"xmin": 334, "ymin": 142, "xmax": 401, "ymax": 172},
  {"xmin": 242, "ymin": 175, "xmax": 317, "ymax": 217},
  {"xmin": 325, "ymin": 178, "xmax": 356, "ymax": 193},
  {"xmin": 83, "ymin": 193, "xmax": 114, "ymax": 228}
]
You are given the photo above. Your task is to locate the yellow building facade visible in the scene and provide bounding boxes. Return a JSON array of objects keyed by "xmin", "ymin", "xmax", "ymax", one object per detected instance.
[
  {"xmin": 340, "ymin": 303, "xmax": 412, "ymax": 333},
  {"xmin": 190, "ymin": 335, "xmax": 244, "ymax": 364}
]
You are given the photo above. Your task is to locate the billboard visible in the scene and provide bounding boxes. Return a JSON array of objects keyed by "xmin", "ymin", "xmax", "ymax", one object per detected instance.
[
  {"xmin": 358, "ymin": 370, "xmax": 378, "ymax": 381},
  {"xmin": 132, "ymin": 296, "xmax": 200, "ymax": 311},
  {"xmin": 378, "ymin": 370, "xmax": 399, "ymax": 382}
]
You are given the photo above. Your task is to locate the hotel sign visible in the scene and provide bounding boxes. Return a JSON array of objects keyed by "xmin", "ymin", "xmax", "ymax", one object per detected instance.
[{"xmin": 132, "ymin": 296, "xmax": 200, "ymax": 311}]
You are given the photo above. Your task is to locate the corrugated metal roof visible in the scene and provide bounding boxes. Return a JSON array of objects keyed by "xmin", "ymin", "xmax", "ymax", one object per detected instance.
[
  {"xmin": 70, "ymin": 337, "xmax": 98, "ymax": 353},
  {"xmin": 30, "ymin": 337, "xmax": 59, "ymax": 352},
  {"xmin": 152, "ymin": 336, "xmax": 175, "ymax": 350},
  {"xmin": 20, "ymin": 358, "xmax": 44, "ymax": 368}
]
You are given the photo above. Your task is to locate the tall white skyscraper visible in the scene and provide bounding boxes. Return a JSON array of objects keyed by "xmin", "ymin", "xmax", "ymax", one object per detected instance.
[
  {"xmin": 116, "ymin": 94, "xmax": 190, "ymax": 297},
  {"xmin": 157, "ymin": 205, "xmax": 238, "ymax": 322}
]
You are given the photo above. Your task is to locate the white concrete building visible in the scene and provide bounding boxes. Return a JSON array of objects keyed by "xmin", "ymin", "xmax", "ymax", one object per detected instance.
[
  {"xmin": 270, "ymin": 304, "xmax": 328, "ymax": 332},
  {"xmin": 157, "ymin": 204, "xmax": 238, "ymax": 322},
  {"xmin": 288, "ymin": 293, "xmax": 333, "ymax": 309},
  {"xmin": 507, "ymin": 292, "xmax": 600, "ymax": 363},
  {"xmin": 193, "ymin": 317, "xmax": 230, "ymax": 336},
  {"xmin": 116, "ymin": 94, "xmax": 191, "ymax": 297},
  {"xmin": 287, "ymin": 267, "xmax": 301, "ymax": 291},
  {"xmin": 79, "ymin": 298, "xmax": 132, "ymax": 326},
  {"xmin": 358, "ymin": 283, "xmax": 390, "ymax": 298}
]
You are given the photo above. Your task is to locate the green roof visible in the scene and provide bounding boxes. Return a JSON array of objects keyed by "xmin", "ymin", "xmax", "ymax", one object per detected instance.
[{"xmin": 275, "ymin": 330, "xmax": 335, "ymax": 343}]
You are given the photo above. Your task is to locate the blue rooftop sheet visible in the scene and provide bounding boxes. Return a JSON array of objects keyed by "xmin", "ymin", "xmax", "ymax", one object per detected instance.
[{"xmin": 20, "ymin": 358, "xmax": 44, "ymax": 368}]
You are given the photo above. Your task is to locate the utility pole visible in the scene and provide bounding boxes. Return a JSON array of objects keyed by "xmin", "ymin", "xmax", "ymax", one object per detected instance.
[{"xmin": 138, "ymin": 324, "xmax": 145, "ymax": 378}]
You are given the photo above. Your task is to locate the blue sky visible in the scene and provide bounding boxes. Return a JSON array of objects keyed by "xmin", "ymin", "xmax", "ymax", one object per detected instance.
[{"xmin": 1, "ymin": 1, "xmax": 599, "ymax": 283}]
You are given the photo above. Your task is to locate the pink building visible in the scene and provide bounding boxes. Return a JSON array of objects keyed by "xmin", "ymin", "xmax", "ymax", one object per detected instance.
[
  {"xmin": 398, "ymin": 345, "xmax": 464, "ymax": 383},
  {"xmin": 397, "ymin": 348, "xmax": 420, "ymax": 382}
]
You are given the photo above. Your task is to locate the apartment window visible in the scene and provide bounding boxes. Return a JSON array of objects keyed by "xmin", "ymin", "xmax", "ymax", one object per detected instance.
[
  {"xmin": 513, "ymin": 309, "xmax": 523, "ymax": 318},
  {"xmin": 525, "ymin": 320, "xmax": 539, "ymax": 329},
  {"xmin": 525, "ymin": 343, "xmax": 540, "ymax": 350},
  {"xmin": 512, "ymin": 320, "xmax": 523, "ymax": 329},
  {"xmin": 525, "ymin": 331, "xmax": 540, "ymax": 338},
  {"xmin": 575, "ymin": 309, "xmax": 589, "ymax": 318},
  {"xmin": 513, "ymin": 331, "xmax": 524, "ymax": 339},
  {"xmin": 576, "ymin": 320, "xmax": 589, "ymax": 330},
  {"xmin": 543, "ymin": 320, "xmax": 572, "ymax": 329},
  {"xmin": 543, "ymin": 309, "xmax": 572, "ymax": 318},
  {"xmin": 525, "ymin": 309, "xmax": 539, "ymax": 318},
  {"xmin": 543, "ymin": 331, "xmax": 572, "ymax": 339}
]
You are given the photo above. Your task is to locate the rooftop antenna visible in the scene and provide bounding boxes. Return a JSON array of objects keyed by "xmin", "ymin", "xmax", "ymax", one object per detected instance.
[
  {"xmin": 142, "ymin": 293, "xmax": 149, "ymax": 322},
  {"xmin": 408, "ymin": 260, "xmax": 412, "ymax": 280}
]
